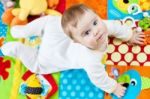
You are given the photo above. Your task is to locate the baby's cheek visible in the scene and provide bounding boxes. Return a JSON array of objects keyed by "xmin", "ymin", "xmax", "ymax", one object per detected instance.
[{"xmin": 88, "ymin": 40, "xmax": 98, "ymax": 49}]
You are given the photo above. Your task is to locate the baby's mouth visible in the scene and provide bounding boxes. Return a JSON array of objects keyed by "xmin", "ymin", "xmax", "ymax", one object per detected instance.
[{"xmin": 97, "ymin": 34, "xmax": 103, "ymax": 41}]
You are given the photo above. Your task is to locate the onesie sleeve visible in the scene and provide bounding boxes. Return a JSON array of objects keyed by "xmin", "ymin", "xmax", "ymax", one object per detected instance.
[
  {"xmin": 77, "ymin": 48, "xmax": 117, "ymax": 93},
  {"xmin": 103, "ymin": 20, "xmax": 133, "ymax": 41},
  {"xmin": 85, "ymin": 62, "xmax": 117, "ymax": 93},
  {"xmin": 10, "ymin": 15, "xmax": 55, "ymax": 38}
]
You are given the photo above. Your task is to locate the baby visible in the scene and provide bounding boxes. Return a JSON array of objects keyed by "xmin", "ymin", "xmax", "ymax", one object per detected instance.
[{"xmin": 1, "ymin": 4, "xmax": 144, "ymax": 98}]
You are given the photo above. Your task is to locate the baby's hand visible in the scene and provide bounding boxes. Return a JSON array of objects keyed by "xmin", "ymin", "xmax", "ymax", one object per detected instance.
[
  {"xmin": 112, "ymin": 83, "xmax": 126, "ymax": 98},
  {"xmin": 129, "ymin": 30, "xmax": 145, "ymax": 45}
]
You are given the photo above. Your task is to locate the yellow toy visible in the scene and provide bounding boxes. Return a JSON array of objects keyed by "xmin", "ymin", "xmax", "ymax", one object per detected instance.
[
  {"xmin": 20, "ymin": 74, "xmax": 43, "ymax": 99},
  {"xmin": 1, "ymin": 8, "xmax": 28, "ymax": 26},
  {"xmin": 1, "ymin": 0, "xmax": 61, "ymax": 26},
  {"xmin": 12, "ymin": 0, "xmax": 48, "ymax": 21},
  {"xmin": 20, "ymin": 74, "xmax": 50, "ymax": 99},
  {"xmin": 12, "ymin": 0, "xmax": 61, "ymax": 21}
]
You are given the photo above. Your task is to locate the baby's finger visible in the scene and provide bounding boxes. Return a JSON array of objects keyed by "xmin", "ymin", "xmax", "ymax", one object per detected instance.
[
  {"xmin": 119, "ymin": 92, "xmax": 124, "ymax": 97},
  {"xmin": 136, "ymin": 37, "xmax": 145, "ymax": 42},
  {"xmin": 137, "ymin": 31, "xmax": 144, "ymax": 34},
  {"xmin": 118, "ymin": 95, "xmax": 121, "ymax": 98},
  {"xmin": 123, "ymin": 87, "xmax": 127, "ymax": 90},
  {"xmin": 138, "ymin": 34, "xmax": 145, "ymax": 38},
  {"xmin": 135, "ymin": 40, "xmax": 144, "ymax": 45}
]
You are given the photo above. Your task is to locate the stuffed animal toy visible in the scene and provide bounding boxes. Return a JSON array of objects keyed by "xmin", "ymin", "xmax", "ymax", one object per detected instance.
[
  {"xmin": 1, "ymin": 8, "xmax": 28, "ymax": 26},
  {"xmin": 111, "ymin": 69, "xmax": 150, "ymax": 99},
  {"xmin": 1, "ymin": 0, "xmax": 61, "ymax": 26},
  {"xmin": 12, "ymin": 0, "xmax": 61, "ymax": 21},
  {"xmin": 12, "ymin": 0, "xmax": 47, "ymax": 21}
]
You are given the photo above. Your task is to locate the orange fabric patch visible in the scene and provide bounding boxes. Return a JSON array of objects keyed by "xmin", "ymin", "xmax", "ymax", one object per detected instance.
[{"xmin": 66, "ymin": 0, "xmax": 107, "ymax": 19}]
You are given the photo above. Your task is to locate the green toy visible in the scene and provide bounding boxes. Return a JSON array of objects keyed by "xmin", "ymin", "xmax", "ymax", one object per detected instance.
[{"xmin": 138, "ymin": 17, "xmax": 150, "ymax": 31}]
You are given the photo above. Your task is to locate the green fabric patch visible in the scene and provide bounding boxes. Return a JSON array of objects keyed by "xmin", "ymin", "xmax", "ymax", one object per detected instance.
[
  {"xmin": 141, "ymin": 77, "xmax": 150, "ymax": 90},
  {"xmin": 117, "ymin": 74, "xmax": 130, "ymax": 84}
]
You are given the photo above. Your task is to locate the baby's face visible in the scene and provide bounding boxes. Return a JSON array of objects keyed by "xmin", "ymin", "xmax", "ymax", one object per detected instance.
[{"xmin": 71, "ymin": 11, "xmax": 108, "ymax": 51}]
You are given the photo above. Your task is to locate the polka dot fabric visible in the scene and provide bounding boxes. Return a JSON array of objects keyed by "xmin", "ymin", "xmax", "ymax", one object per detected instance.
[
  {"xmin": 59, "ymin": 69, "xmax": 104, "ymax": 99},
  {"xmin": 0, "ymin": 3, "xmax": 7, "ymax": 37},
  {"xmin": 106, "ymin": 37, "xmax": 150, "ymax": 66}
]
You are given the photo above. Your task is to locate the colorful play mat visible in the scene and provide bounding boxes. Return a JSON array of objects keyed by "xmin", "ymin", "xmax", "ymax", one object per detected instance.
[{"xmin": 0, "ymin": 0, "xmax": 150, "ymax": 99}]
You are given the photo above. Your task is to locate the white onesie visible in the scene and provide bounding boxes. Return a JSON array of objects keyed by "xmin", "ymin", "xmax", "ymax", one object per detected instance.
[{"xmin": 1, "ymin": 15, "xmax": 132, "ymax": 93}]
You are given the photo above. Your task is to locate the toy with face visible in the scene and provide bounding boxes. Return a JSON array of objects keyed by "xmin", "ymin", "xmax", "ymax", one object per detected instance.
[
  {"xmin": 112, "ymin": 0, "xmax": 139, "ymax": 14},
  {"xmin": 111, "ymin": 69, "xmax": 150, "ymax": 99},
  {"xmin": 111, "ymin": 70, "xmax": 141, "ymax": 99}
]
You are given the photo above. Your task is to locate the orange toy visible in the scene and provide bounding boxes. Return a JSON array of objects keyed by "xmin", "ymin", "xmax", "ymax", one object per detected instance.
[
  {"xmin": 144, "ymin": 28, "xmax": 150, "ymax": 45},
  {"xmin": 1, "ymin": 8, "xmax": 28, "ymax": 26},
  {"xmin": 1, "ymin": 0, "xmax": 61, "ymax": 26}
]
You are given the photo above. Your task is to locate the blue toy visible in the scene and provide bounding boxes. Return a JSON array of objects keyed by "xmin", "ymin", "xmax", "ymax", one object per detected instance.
[{"xmin": 111, "ymin": 70, "xmax": 141, "ymax": 99}]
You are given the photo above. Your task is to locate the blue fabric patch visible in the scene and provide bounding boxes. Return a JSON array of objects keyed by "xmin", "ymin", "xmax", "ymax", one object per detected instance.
[
  {"xmin": 0, "ymin": 2, "xmax": 7, "ymax": 37},
  {"xmin": 108, "ymin": 0, "xmax": 150, "ymax": 20},
  {"xmin": 59, "ymin": 69, "xmax": 104, "ymax": 99},
  {"xmin": 0, "ymin": 49, "xmax": 4, "ymax": 56}
]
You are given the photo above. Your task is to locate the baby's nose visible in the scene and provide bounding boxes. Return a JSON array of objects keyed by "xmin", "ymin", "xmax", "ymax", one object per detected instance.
[{"xmin": 94, "ymin": 32, "xmax": 99, "ymax": 36}]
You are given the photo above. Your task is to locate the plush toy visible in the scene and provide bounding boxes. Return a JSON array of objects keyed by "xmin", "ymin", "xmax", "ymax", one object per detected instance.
[
  {"xmin": 111, "ymin": 69, "xmax": 150, "ymax": 99},
  {"xmin": 1, "ymin": 0, "xmax": 61, "ymax": 26},
  {"xmin": 12, "ymin": 0, "xmax": 47, "ymax": 21},
  {"xmin": 20, "ymin": 70, "xmax": 58, "ymax": 99},
  {"xmin": 1, "ymin": 8, "xmax": 28, "ymax": 26}
]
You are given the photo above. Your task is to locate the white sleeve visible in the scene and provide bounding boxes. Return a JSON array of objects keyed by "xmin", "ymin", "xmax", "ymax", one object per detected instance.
[
  {"xmin": 103, "ymin": 20, "xmax": 133, "ymax": 41},
  {"xmin": 85, "ymin": 62, "xmax": 117, "ymax": 93},
  {"xmin": 10, "ymin": 15, "xmax": 53, "ymax": 38},
  {"xmin": 77, "ymin": 48, "xmax": 117, "ymax": 93}
]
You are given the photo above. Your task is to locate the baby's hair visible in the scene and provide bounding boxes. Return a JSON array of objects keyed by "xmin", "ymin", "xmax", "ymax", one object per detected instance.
[{"xmin": 61, "ymin": 4, "xmax": 93, "ymax": 39}]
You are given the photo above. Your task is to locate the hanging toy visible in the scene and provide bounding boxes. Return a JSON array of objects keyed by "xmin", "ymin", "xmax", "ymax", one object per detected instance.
[
  {"xmin": 19, "ymin": 74, "xmax": 49, "ymax": 99},
  {"xmin": 20, "ymin": 70, "xmax": 58, "ymax": 99}
]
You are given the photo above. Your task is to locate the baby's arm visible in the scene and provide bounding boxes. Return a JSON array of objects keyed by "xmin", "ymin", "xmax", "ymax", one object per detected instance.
[
  {"xmin": 85, "ymin": 63, "xmax": 117, "ymax": 93},
  {"xmin": 85, "ymin": 63, "xmax": 126, "ymax": 98},
  {"xmin": 11, "ymin": 15, "xmax": 52, "ymax": 38},
  {"xmin": 103, "ymin": 20, "xmax": 145, "ymax": 45}
]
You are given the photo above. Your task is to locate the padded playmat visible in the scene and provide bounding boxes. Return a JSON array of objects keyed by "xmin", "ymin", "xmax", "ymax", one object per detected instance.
[{"xmin": 0, "ymin": 0, "xmax": 150, "ymax": 99}]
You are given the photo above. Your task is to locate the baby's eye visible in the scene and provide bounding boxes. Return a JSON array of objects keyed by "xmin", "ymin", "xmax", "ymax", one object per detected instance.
[
  {"xmin": 93, "ymin": 20, "xmax": 98, "ymax": 25},
  {"xmin": 84, "ymin": 30, "xmax": 90, "ymax": 36}
]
